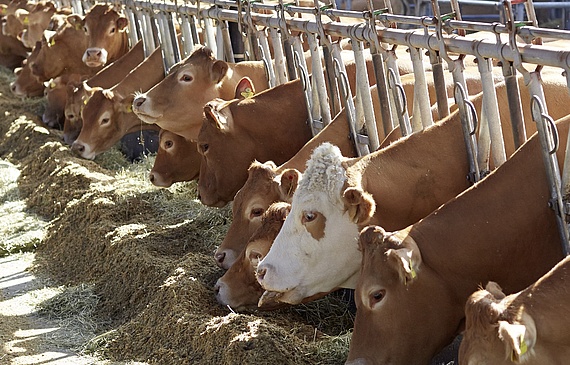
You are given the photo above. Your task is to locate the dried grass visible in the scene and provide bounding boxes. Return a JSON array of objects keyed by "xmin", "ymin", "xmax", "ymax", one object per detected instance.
[{"xmin": 0, "ymin": 65, "xmax": 353, "ymax": 365}]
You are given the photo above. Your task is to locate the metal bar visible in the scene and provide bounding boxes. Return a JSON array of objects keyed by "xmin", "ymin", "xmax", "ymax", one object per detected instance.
[
  {"xmin": 306, "ymin": 33, "xmax": 332, "ymax": 126},
  {"xmin": 388, "ymin": 68, "xmax": 412, "ymax": 136},
  {"xmin": 455, "ymin": 83, "xmax": 481, "ymax": 184},
  {"xmin": 531, "ymin": 96, "xmax": 570, "ymax": 256},
  {"xmin": 269, "ymin": 27, "xmax": 288, "ymax": 85},
  {"xmin": 409, "ymin": 45, "xmax": 433, "ymax": 131},
  {"xmin": 180, "ymin": 14, "xmax": 196, "ymax": 58},
  {"xmin": 203, "ymin": 17, "xmax": 218, "ymax": 55},
  {"xmin": 258, "ymin": 29, "xmax": 276, "ymax": 87}
]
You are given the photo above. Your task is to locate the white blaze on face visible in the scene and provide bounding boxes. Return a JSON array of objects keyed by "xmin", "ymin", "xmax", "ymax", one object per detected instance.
[{"xmin": 256, "ymin": 143, "xmax": 362, "ymax": 304}]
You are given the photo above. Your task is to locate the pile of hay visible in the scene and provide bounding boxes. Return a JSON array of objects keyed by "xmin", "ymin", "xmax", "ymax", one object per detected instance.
[{"xmin": 0, "ymin": 67, "xmax": 353, "ymax": 364}]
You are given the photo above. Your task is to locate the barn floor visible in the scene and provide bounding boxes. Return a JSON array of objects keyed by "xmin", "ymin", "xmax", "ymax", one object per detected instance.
[{"xmin": 0, "ymin": 67, "xmax": 355, "ymax": 365}]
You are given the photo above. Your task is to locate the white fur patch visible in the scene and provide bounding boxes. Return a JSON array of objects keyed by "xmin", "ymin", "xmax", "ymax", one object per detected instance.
[{"xmin": 298, "ymin": 143, "xmax": 346, "ymax": 204}]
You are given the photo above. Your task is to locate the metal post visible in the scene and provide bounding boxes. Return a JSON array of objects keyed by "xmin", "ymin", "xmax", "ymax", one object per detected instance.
[
  {"xmin": 259, "ymin": 29, "xmax": 276, "ymax": 87},
  {"xmin": 269, "ymin": 27, "xmax": 288, "ymax": 85},
  {"xmin": 306, "ymin": 33, "xmax": 332, "ymax": 127},
  {"xmin": 408, "ymin": 45, "xmax": 433, "ymax": 131},
  {"xmin": 455, "ymin": 83, "xmax": 481, "ymax": 185}
]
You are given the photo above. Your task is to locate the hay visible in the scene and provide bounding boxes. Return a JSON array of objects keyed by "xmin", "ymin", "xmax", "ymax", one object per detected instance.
[{"xmin": 0, "ymin": 65, "xmax": 353, "ymax": 364}]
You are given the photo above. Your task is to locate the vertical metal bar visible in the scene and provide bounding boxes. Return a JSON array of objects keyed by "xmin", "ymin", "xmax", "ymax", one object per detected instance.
[
  {"xmin": 292, "ymin": 37, "xmax": 319, "ymax": 121},
  {"xmin": 503, "ymin": 62, "xmax": 526, "ymax": 149},
  {"xmin": 167, "ymin": 11, "xmax": 182, "ymax": 64},
  {"xmin": 476, "ymin": 55, "xmax": 507, "ymax": 168},
  {"xmin": 294, "ymin": 51, "xmax": 319, "ymax": 136},
  {"xmin": 203, "ymin": 17, "xmax": 217, "ymax": 55},
  {"xmin": 388, "ymin": 68, "xmax": 412, "ymax": 137},
  {"xmin": 455, "ymin": 83, "xmax": 481, "ymax": 184},
  {"xmin": 221, "ymin": 21, "xmax": 235, "ymax": 63},
  {"xmin": 323, "ymin": 43, "xmax": 340, "ymax": 116},
  {"xmin": 142, "ymin": 9, "xmax": 156, "ymax": 56},
  {"xmin": 259, "ymin": 29, "xmax": 276, "ymax": 88},
  {"xmin": 531, "ymin": 96, "xmax": 570, "ymax": 256},
  {"xmin": 158, "ymin": 11, "xmax": 176, "ymax": 71},
  {"xmin": 352, "ymin": 39, "xmax": 379, "ymax": 151},
  {"xmin": 216, "ymin": 19, "xmax": 226, "ymax": 60},
  {"xmin": 562, "ymin": 68, "xmax": 570, "ymax": 192},
  {"xmin": 306, "ymin": 33, "xmax": 332, "ymax": 127},
  {"xmin": 409, "ymin": 46, "xmax": 433, "ymax": 131},
  {"xmin": 124, "ymin": 6, "xmax": 140, "ymax": 47},
  {"xmin": 269, "ymin": 27, "xmax": 287, "ymax": 85},
  {"xmin": 428, "ymin": 50, "xmax": 450, "ymax": 120},
  {"xmin": 180, "ymin": 14, "xmax": 195, "ymax": 58}
]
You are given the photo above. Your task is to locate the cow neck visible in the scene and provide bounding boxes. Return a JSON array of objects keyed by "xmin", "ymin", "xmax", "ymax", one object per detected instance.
[
  {"xmin": 277, "ymin": 107, "xmax": 358, "ymax": 174},
  {"xmin": 227, "ymin": 79, "xmax": 312, "ymax": 164},
  {"xmin": 87, "ymin": 40, "xmax": 145, "ymax": 89},
  {"xmin": 109, "ymin": 31, "xmax": 130, "ymax": 64},
  {"xmin": 408, "ymin": 117, "xmax": 569, "ymax": 300},
  {"xmin": 347, "ymin": 111, "xmax": 471, "ymax": 232},
  {"xmin": 111, "ymin": 47, "xmax": 164, "ymax": 98}
]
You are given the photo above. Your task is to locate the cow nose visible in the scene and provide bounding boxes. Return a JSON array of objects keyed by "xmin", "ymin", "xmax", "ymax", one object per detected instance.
[
  {"xmin": 149, "ymin": 172, "xmax": 155, "ymax": 183},
  {"xmin": 214, "ymin": 282, "xmax": 221, "ymax": 295},
  {"xmin": 214, "ymin": 251, "xmax": 226, "ymax": 267},
  {"xmin": 10, "ymin": 82, "xmax": 16, "ymax": 93},
  {"xmin": 87, "ymin": 49, "xmax": 102, "ymax": 58},
  {"xmin": 71, "ymin": 141, "xmax": 85, "ymax": 154},
  {"xmin": 133, "ymin": 95, "xmax": 146, "ymax": 108},
  {"xmin": 256, "ymin": 266, "xmax": 267, "ymax": 282}
]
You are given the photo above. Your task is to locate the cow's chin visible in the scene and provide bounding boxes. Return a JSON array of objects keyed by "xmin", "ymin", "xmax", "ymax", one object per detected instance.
[
  {"xmin": 133, "ymin": 112, "xmax": 161, "ymax": 125},
  {"xmin": 85, "ymin": 60, "xmax": 105, "ymax": 68}
]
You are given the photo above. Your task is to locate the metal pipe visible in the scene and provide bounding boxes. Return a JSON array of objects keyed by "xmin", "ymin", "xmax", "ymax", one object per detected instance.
[
  {"xmin": 180, "ymin": 14, "xmax": 196, "ymax": 57},
  {"xmin": 269, "ymin": 27, "xmax": 288, "ymax": 85},
  {"xmin": 409, "ymin": 46, "xmax": 433, "ymax": 131},
  {"xmin": 306, "ymin": 33, "xmax": 332, "ymax": 127},
  {"xmin": 455, "ymin": 83, "xmax": 481, "ymax": 184},
  {"xmin": 258, "ymin": 29, "xmax": 276, "ymax": 87}
]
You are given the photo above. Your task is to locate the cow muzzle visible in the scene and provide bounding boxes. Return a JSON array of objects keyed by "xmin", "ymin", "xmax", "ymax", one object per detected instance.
[
  {"xmin": 71, "ymin": 141, "xmax": 95, "ymax": 160},
  {"xmin": 83, "ymin": 47, "xmax": 108, "ymax": 67}
]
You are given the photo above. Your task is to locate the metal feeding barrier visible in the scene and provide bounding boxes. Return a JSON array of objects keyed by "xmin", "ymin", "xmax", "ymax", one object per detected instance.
[{"xmin": 67, "ymin": 0, "xmax": 570, "ymax": 254}]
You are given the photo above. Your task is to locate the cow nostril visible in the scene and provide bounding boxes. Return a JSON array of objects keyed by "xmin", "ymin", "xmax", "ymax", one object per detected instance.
[
  {"xmin": 215, "ymin": 252, "xmax": 226, "ymax": 266},
  {"xmin": 214, "ymin": 283, "xmax": 220, "ymax": 295},
  {"xmin": 10, "ymin": 83, "xmax": 15, "ymax": 92},
  {"xmin": 134, "ymin": 97, "xmax": 145, "ymax": 108},
  {"xmin": 149, "ymin": 173, "xmax": 155, "ymax": 183},
  {"xmin": 72, "ymin": 142, "xmax": 85, "ymax": 153},
  {"xmin": 256, "ymin": 267, "xmax": 267, "ymax": 281}
]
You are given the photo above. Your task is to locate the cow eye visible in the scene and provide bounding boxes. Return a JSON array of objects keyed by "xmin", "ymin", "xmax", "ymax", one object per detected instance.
[
  {"xmin": 66, "ymin": 113, "xmax": 75, "ymax": 120},
  {"xmin": 370, "ymin": 289, "xmax": 385, "ymax": 306},
  {"xmin": 110, "ymin": 27, "xmax": 115, "ymax": 34},
  {"xmin": 101, "ymin": 118, "xmax": 110, "ymax": 125},
  {"xmin": 250, "ymin": 208, "xmax": 264, "ymax": 219},
  {"xmin": 302, "ymin": 211, "xmax": 316, "ymax": 223},
  {"xmin": 83, "ymin": 26, "xmax": 88, "ymax": 33},
  {"xmin": 164, "ymin": 140, "xmax": 173, "ymax": 149},
  {"xmin": 200, "ymin": 143, "xmax": 209, "ymax": 153},
  {"xmin": 180, "ymin": 74, "xmax": 193, "ymax": 82}
]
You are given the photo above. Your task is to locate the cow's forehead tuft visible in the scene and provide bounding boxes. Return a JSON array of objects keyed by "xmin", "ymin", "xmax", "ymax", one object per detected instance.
[{"xmin": 297, "ymin": 142, "xmax": 346, "ymax": 203}]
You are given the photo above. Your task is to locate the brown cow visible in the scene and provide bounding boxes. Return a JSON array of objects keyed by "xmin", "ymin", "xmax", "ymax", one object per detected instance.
[
  {"xmin": 214, "ymin": 202, "xmax": 291, "ymax": 311},
  {"xmin": 2, "ymin": 8, "xmax": 26, "ymax": 39},
  {"xmin": 10, "ymin": 40, "xmax": 43, "ymax": 97},
  {"xmin": 30, "ymin": 17, "xmax": 98, "ymax": 82},
  {"xmin": 213, "ymin": 68, "xmax": 500, "ymax": 269},
  {"xmin": 71, "ymin": 46, "xmax": 163, "ymax": 159},
  {"xmin": 67, "ymin": 4, "xmax": 129, "ymax": 68},
  {"xmin": 19, "ymin": 1, "xmax": 63, "ymax": 48},
  {"xmin": 43, "ymin": 73, "xmax": 82, "ymax": 128},
  {"xmin": 459, "ymin": 258, "xmax": 570, "ymax": 365},
  {"xmin": 62, "ymin": 40, "xmax": 145, "ymax": 145},
  {"xmin": 0, "ymin": 32, "xmax": 28, "ymax": 69},
  {"xmin": 346, "ymin": 116, "xmax": 570, "ymax": 364},
  {"xmin": 132, "ymin": 45, "xmax": 270, "ymax": 141},
  {"xmin": 196, "ymin": 78, "xmax": 312, "ymax": 207},
  {"xmin": 149, "ymin": 129, "xmax": 201, "ymax": 187}
]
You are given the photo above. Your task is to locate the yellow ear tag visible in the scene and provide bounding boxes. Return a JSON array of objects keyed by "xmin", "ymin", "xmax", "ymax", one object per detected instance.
[
  {"xmin": 49, "ymin": 81, "xmax": 56, "ymax": 89},
  {"xmin": 240, "ymin": 87, "xmax": 254, "ymax": 99},
  {"xmin": 22, "ymin": 16, "xmax": 29, "ymax": 26},
  {"xmin": 126, "ymin": 104, "xmax": 132, "ymax": 113},
  {"xmin": 83, "ymin": 98, "xmax": 88, "ymax": 105},
  {"xmin": 49, "ymin": 38, "xmax": 55, "ymax": 47},
  {"xmin": 409, "ymin": 259, "xmax": 417, "ymax": 279},
  {"xmin": 74, "ymin": 23, "xmax": 82, "ymax": 31}
]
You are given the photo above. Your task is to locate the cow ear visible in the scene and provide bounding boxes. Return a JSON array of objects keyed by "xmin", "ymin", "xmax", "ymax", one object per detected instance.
[
  {"xmin": 116, "ymin": 16, "xmax": 128, "ymax": 31},
  {"xmin": 279, "ymin": 169, "xmax": 300, "ymax": 201},
  {"xmin": 235, "ymin": 77, "xmax": 255, "ymax": 100},
  {"xmin": 498, "ymin": 316, "xmax": 536, "ymax": 363},
  {"xmin": 485, "ymin": 281, "xmax": 506, "ymax": 300},
  {"xmin": 343, "ymin": 187, "xmax": 376, "ymax": 225},
  {"xmin": 66, "ymin": 14, "xmax": 84, "ymax": 29},
  {"xmin": 204, "ymin": 102, "xmax": 228, "ymax": 131},
  {"xmin": 385, "ymin": 236, "xmax": 421, "ymax": 285},
  {"xmin": 211, "ymin": 60, "xmax": 229, "ymax": 84}
]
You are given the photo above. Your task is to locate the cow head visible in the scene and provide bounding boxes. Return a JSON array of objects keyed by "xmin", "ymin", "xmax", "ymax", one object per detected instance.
[
  {"xmin": 42, "ymin": 75, "xmax": 80, "ymax": 129},
  {"xmin": 346, "ymin": 225, "xmax": 461, "ymax": 365},
  {"xmin": 256, "ymin": 142, "xmax": 369, "ymax": 304},
  {"xmin": 20, "ymin": 2, "xmax": 58, "ymax": 47},
  {"xmin": 10, "ymin": 41, "xmax": 44, "ymax": 97},
  {"xmin": 214, "ymin": 161, "xmax": 298, "ymax": 269},
  {"xmin": 214, "ymin": 202, "xmax": 291, "ymax": 311},
  {"xmin": 2, "ymin": 10, "xmax": 26, "ymax": 39},
  {"xmin": 459, "ymin": 282, "xmax": 537, "ymax": 365},
  {"xmin": 31, "ymin": 22, "xmax": 88, "ymax": 82},
  {"xmin": 63, "ymin": 80, "xmax": 91, "ymax": 145},
  {"xmin": 149, "ymin": 129, "xmax": 200, "ymax": 187},
  {"xmin": 132, "ymin": 45, "xmax": 230, "ymax": 140},
  {"xmin": 68, "ymin": 4, "xmax": 128, "ymax": 68},
  {"xmin": 72, "ymin": 88, "xmax": 127, "ymax": 159}
]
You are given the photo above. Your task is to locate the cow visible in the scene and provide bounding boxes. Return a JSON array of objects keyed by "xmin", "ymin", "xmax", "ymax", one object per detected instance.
[
  {"xmin": 459, "ymin": 258, "xmax": 570, "ymax": 365},
  {"xmin": 0, "ymin": 32, "xmax": 28, "ymax": 69},
  {"xmin": 214, "ymin": 202, "xmax": 291, "ymax": 311},
  {"xmin": 30, "ymin": 17, "xmax": 98, "ymax": 82},
  {"xmin": 71, "ymin": 46, "xmax": 164, "ymax": 159},
  {"xmin": 19, "ymin": 1, "xmax": 64, "ymax": 48},
  {"xmin": 345, "ymin": 115, "xmax": 570, "ymax": 365},
  {"xmin": 67, "ymin": 4, "xmax": 129, "ymax": 68},
  {"xmin": 213, "ymin": 68, "xmax": 498, "ymax": 269},
  {"xmin": 2, "ymin": 8, "xmax": 26, "ymax": 39},
  {"xmin": 10, "ymin": 40, "xmax": 43, "ymax": 97},
  {"xmin": 43, "ymin": 73, "xmax": 82, "ymax": 128},
  {"xmin": 255, "ymin": 73, "xmax": 570, "ymax": 305},
  {"xmin": 62, "ymin": 40, "xmax": 145, "ymax": 145},
  {"xmin": 196, "ymin": 77, "xmax": 313, "ymax": 207},
  {"xmin": 132, "ymin": 45, "xmax": 270, "ymax": 141},
  {"xmin": 149, "ymin": 129, "xmax": 201, "ymax": 187}
]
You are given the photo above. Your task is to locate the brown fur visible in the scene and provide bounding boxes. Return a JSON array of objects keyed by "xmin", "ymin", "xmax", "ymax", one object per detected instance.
[{"xmin": 149, "ymin": 130, "xmax": 200, "ymax": 187}]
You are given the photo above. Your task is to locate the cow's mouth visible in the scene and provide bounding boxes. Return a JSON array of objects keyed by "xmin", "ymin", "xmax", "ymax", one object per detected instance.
[
  {"xmin": 258, "ymin": 290, "xmax": 284, "ymax": 308},
  {"xmin": 85, "ymin": 60, "xmax": 104, "ymax": 68},
  {"xmin": 133, "ymin": 110, "xmax": 162, "ymax": 124}
]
